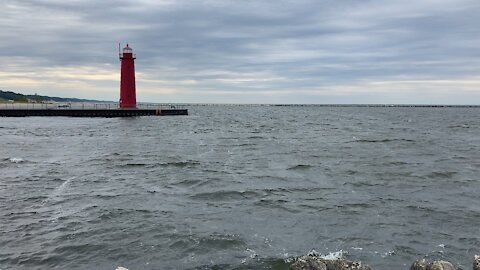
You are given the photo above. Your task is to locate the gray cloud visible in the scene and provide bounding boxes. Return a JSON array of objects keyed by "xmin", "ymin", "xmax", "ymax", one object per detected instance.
[{"xmin": 1, "ymin": 0, "xmax": 479, "ymax": 103}]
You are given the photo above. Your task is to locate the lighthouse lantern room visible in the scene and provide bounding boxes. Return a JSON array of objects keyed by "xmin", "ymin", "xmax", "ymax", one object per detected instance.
[{"xmin": 119, "ymin": 44, "xmax": 137, "ymax": 108}]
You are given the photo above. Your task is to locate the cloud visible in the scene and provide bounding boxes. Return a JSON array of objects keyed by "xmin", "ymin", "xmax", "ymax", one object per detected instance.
[{"xmin": 1, "ymin": 0, "xmax": 479, "ymax": 103}]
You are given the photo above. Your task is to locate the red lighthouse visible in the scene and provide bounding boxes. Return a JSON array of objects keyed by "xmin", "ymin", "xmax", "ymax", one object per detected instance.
[{"xmin": 119, "ymin": 44, "xmax": 136, "ymax": 108}]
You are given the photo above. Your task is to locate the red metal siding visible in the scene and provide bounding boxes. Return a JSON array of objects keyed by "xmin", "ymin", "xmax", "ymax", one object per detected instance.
[{"xmin": 119, "ymin": 50, "xmax": 136, "ymax": 108}]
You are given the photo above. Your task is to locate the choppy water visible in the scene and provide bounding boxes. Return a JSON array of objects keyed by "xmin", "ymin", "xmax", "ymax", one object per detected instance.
[{"xmin": 1, "ymin": 106, "xmax": 479, "ymax": 270}]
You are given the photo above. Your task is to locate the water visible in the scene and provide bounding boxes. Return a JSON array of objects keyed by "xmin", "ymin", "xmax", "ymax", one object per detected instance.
[{"xmin": 1, "ymin": 106, "xmax": 479, "ymax": 270}]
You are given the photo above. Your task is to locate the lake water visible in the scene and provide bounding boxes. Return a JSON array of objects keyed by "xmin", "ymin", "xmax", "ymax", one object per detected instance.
[{"xmin": 1, "ymin": 106, "xmax": 479, "ymax": 270}]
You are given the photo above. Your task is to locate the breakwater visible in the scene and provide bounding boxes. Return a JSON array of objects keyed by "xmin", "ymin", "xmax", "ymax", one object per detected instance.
[{"xmin": 0, "ymin": 103, "xmax": 188, "ymax": 117}]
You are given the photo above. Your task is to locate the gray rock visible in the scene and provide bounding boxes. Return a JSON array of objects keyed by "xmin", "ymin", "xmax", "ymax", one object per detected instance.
[
  {"xmin": 291, "ymin": 256, "xmax": 327, "ymax": 270},
  {"xmin": 426, "ymin": 260, "xmax": 456, "ymax": 270},
  {"xmin": 324, "ymin": 259, "xmax": 371, "ymax": 270},
  {"xmin": 290, "ymin": 256, "xmax": 371, "ymax": 270},
  {"xmin": 474, "ymin": 255, "xmax": 480, "ymax": 270},
  {"xmin": 411, "ymin": 259, "xmax": 456, "ymax": 270},
  {"xmin": 411, "ymin": 259, "xmax": 428, "ymax": 270},
  {"xmin": 323, "ymin": 259, "xmax": 349, "ymax": 270}
]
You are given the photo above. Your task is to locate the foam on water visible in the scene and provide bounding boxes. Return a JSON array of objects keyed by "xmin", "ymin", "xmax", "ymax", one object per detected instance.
[
  {"xmin": 9, "ymin": 157, "xmax": 24, "ymax": 163},
  {"xmin": 49, "ymin": 177, "xmax": 74, "ymax": 198},
  {"xmin": 320, "ymin": 250, "xmax": 348, "ymax": 260}
]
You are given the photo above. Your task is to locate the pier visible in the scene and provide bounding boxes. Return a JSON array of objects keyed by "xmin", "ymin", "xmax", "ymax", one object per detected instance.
[{"xmin": 0, "ymin": 103, "xmax": 188, "ymax": 117}]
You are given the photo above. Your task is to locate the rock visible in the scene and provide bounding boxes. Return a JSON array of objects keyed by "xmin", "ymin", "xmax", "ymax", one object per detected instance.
[
  {"xmin": 411, "ymin": 259, "xmax": 456, "ymax": 270},
  {"xmin": 290, "ymin": 255, "xmax": 371, "ymax": 270},
  {"xmin": 324, "ymin": 259, "xmax": 371, "ymax": 270},
  {"xmin": 323, "ymin": 259, "xmax": 349, "ymax": 270},
  {"xmin": 427, "ymin": 260, "xmax": 455, "ymax": 270},
  {"xmin": 291, "ymin": 256, "xmax": 327, "ymax": 270},
  {"xmin": 474, "ymin": 255, "xmax": 480, "ymax": 270},
  {"xmin": 411, "ymin": 259, "xmax": 428, "ymax": 270}
]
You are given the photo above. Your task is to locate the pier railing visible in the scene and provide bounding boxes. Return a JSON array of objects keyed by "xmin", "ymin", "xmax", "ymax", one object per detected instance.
[{"xmin": 0, "ymin": 102, "xmax": 187, "ymax": 110}]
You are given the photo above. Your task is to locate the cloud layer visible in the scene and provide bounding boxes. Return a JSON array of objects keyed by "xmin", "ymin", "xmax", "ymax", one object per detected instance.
[{"xmin": 2, "ymin": 0, "xmax": 480, "ymax": 103}]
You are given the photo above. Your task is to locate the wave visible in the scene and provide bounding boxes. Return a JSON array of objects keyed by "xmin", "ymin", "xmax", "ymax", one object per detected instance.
[
  {"xmin": 190, "ymin": 190, "xmax": 259, "ymax": 201},
  {"xmin": 187, "ymin": 257, "xmax": 290, "ymax": 270},
  {"xmin": 246, "ymin": 136, "xmax": 264, "ymax": 139},
  {"xmin": 352, "ymin": 138, "xmax": 415, "ymax": 143},
  {"xmin": 254, "ymin": 199, "xmax": 299, "ymax": 213},
  {"xmin": 194, "ymin": 234, "xmax": 247, "ymax": 250},
  {"xmin": 426, "ymin": 171, "xmax": 457, "ymax": 178},
  {"xmin": 287, "ymin": 164, "xmax": 314, "ymax": 170},
  {"xmin": 116, "ymin": 160, "xmax": 200, "ymax": 168},
  {"xmin": 448, "ymin": 124, "xmax": 470, "ymax": 128},
  {"xmin": 9, "ymin": 157, "xmax": 25, "ymax": 163},
  {"xmin": 122, "ymin": 163, "xmax": 146, "ymax": 167},
  {"xmin": 6, "ymin": 211, "xmax": 39, "ymax": 218},
  {"xmin": 37, "ymin": 177, "xmax": 75, "ymax": 207},
  {"xmin": 161, "ymin": 160, "xmax": 200, "ymax": 168},
  {"xmin": 97, "ymin": 208, "xmax": 156, "ymax": 220}
]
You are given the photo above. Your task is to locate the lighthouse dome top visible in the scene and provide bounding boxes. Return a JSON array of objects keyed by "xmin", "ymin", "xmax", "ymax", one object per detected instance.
[
  {"xmin": 119, "ymin": 43, "xmax": 136, "ymax": 60},
  {"xmin": 123, "ymin": 44, "xmax": 133, "ymax": 53}
]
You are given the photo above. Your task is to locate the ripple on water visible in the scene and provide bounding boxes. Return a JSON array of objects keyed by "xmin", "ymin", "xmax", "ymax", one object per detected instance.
[
  {"xmin": 190, "ymin": 190, "xmax": 259, "ymax": 201},
  {"xmin": 352, "ymin": 138, "xmax": 416, "ymax": 143},
  {"xmin": 287, "ymin": 164, "xmax": 314, "ymax": 170},
  {"xmin": 115, "ymin": 160, "xmax": 200, "ymax": 168},
  {"xmin": 425, "ymin": 171, "xmax": 457, "ymax": 179},
  {"xmin": 189, "ymin": 234, "xmax": 247, "ymax": 253}
]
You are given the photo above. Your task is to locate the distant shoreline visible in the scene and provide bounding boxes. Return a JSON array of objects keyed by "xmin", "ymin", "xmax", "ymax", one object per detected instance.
[
  {"xmin": 0, "ymin": 89, "xmax": 107, "ymax": 104},
  {"xmin": 1, "ymin": 90, "xmax": 478, "ymax": 107}
]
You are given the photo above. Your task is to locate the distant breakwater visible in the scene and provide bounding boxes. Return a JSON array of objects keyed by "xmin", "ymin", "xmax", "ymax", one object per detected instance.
[{"xmin": 184, "ymin": 103, "xmax": 480, "ymax": 107}]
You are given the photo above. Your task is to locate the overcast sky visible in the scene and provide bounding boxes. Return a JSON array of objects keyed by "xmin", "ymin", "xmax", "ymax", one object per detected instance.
[{"xmin": 1, "ymin": 0, "xmax": 479, "ymax": 104}]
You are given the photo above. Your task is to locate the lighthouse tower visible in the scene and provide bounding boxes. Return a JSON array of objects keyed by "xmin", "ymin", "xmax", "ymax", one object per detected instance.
[{"xmin": 119, "ymin": 44, "xmax": 136, "ymax": 108}]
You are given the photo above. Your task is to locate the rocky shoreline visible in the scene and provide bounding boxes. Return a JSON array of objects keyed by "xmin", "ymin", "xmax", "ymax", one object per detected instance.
[
  {"xmin": 290, "ymin": 254, "xmax": 480, "ymax": 270},
  {"xmin": 114, "ymin": 254, "xmax": 480, "ymax": 270}
]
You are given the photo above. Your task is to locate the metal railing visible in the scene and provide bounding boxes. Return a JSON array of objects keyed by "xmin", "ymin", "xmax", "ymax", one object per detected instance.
[{"xmin": 136, "ymin": 103, "xmax": 186, "ymax": 110}]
